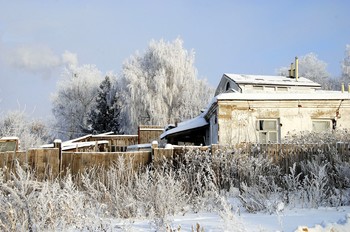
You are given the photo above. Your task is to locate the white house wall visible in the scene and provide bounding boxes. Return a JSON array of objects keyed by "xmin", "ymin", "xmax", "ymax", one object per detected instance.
[
  {"xmin": 209, "ymin": 113, "xmax": 219, "ymax": 144},
  {"xmin": 216, "ymin": 99, "xmax": 350, "ymax": 145}
]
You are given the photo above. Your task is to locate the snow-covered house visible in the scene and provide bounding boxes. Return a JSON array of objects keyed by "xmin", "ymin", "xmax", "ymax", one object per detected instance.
[{"xmin": 161, "ymin": 72, "xmax": 350, "ymax": 146}]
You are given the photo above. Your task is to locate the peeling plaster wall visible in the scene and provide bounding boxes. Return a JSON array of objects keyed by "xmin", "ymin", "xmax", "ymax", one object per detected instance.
[{"xmin": 216, "ymin": 99, "xmax": 350, "ymax": 145}]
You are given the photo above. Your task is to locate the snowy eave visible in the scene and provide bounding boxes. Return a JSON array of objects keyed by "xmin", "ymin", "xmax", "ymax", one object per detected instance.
[
  {"xmin": 160, "ymin": 114, "xmax": 208, "ymax": 139},
  {"xmin": 217, "ymin": 91, "xmax": 350, "ymax": 101},
  {"xmin": 224, "ymin": 73, "xmax": 321, "ymax": 87}
]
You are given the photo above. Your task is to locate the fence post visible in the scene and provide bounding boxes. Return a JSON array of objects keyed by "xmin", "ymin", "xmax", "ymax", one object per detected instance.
[
  {"xmin": 211, "ymin": 144, "xmax": 219, "ymax": 156},
  {"xmin": 53, "ymin": 139, "xmax": 62, "ymax": 175},
  {"xmin": 151, "ymin": 141, "xmax": 158, "ymax": 163}
]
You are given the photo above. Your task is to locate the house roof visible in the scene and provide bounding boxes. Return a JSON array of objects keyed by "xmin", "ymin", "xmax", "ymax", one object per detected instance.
[
  {"xmin": 160, "ymin": 114, "xmax": 208, "ymax": 139},
  {"xmin": 224, "ymin": 73, "xmax": 321, "ymax": 87}
]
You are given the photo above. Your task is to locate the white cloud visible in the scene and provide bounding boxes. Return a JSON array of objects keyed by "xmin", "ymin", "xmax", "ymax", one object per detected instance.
[
  {"xmin": 9, "ymin": 44, "xmax": 61, "ymax": 72},
  {"xmin": 0, "ymin": 40, "xmax": 79, "ymax": 78}
]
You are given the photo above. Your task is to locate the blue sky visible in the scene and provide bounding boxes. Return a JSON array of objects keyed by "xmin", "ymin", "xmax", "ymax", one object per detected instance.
[{"xmin": 0, "ymin": 0, "xmax": 349, "ymax": 119}]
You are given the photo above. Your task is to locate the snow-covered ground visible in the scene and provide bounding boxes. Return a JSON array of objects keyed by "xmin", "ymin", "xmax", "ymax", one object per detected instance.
[{"xmin": 110, "ymin": 206, "xmax": 350, "ymax": 232}]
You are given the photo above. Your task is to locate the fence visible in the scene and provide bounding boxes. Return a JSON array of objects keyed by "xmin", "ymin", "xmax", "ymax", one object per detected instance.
[
  {"xmin": 138, "ymin": 125, "xmax": 164, "ymax": 144},
  {"xmin": 0, "ymin": 149, "xmax": 151, "ymax": 180},
  {"xmin": 1, "ymin": 142, "xmax": 350, "ymax": 180},
  {"xmin": 61, "ymin": 151, "xmax": 151, "ymax": 176},
  {"xmin": 0, "ymin": 148, "xmax": 59, "ymax": 181}
]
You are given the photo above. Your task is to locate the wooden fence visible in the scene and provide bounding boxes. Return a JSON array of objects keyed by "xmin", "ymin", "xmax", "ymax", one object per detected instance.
[
  {"xmin": 61, "ymin": 151, "xmax": 151, "ymax": 176},
  {"xmin": 1, "ymin": 143, "xmax": 350, "ymax": 180},
  {"xmin": 138, "ymin": 125, "xmax": 164, "ymax": 144},
  {"xmin": 0, "ymin": 148, "xmax": 59, "ymax": 181},
  {"xmin": 0, "ymin": 149, "xmax": 151, "ymax": 180}
]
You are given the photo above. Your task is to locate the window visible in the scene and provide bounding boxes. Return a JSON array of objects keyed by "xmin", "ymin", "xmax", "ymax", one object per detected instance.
[
  {"xmin": 312, "ymin": 120, "xmax": 332, "ymax": 133},
  {"xmin": 257, "ymin": 119, "xmax": 279, "ymax": 143},
  {"xmin": 264, "ymin": 86, "xmax": 275, "ymax": 92},
  {"xmin": 253, "ymin": 85, "xmax": 264, "ymax": 90},
  {"xmin": 225, "ymin": 82, "xmax": 231, "ymax": 91},
  {"xmin": 277, "ymin": 87, "xmax": 288, "ymax": 91}
]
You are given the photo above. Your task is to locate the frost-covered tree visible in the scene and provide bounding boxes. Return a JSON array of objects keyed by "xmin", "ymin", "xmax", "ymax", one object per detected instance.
[
  {"xmin": 120, "ymin": 38, "xmax": 213, "ymax": 133},
  {"xmin": 86, "ymin": 76, "xmax": 122, "ymax": 134},
  {"xmin": 277, "ymin": 53, "xmax": 332, "ymax": 89},
  {"xmin": 0, "ymin": 110, "xmax": 50, "ymax": 150},
  {"xmin": 51, "ymin": 64, "xmax": 103, "ymax": 140}
]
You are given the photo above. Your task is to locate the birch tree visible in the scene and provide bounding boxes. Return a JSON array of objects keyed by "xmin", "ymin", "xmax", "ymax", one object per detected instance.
[
  {"xmin": 51, "ymin": 64, "xmax": 103, "ymax": 139},
  {"xmin": 120, "ymin": 38, "xmax": 213, "ymax": 133}
]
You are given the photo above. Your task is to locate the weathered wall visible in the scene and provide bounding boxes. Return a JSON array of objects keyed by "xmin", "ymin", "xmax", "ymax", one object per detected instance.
[{"xmin": 217, "ymin": 99, "xmax": 350, "ymax": 145}]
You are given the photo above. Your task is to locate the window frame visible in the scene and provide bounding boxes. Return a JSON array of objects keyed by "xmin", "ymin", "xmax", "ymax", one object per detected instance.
[
  {"xmin": 256, "ymin": 119, "xmax": 280, "ymax": 144},
  {"xmin": 312, "ymin": 119, "xmax": 332, "ymax": 133}
]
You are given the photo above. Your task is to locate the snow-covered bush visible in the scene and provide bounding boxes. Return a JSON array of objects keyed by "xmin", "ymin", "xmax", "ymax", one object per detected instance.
[
  {"xmin": 300, "ymin": 161, "xmax": 331, "ymax": 208},
  {"xmin": 0, "ymin": 162, "xmax": 111, "ymax": 231},
  {"xmin": 79, "ymin": 157, "xmax": 189, "ymax": 229},
  {"xmin": 228, "ymin": 130, "xmax": 350, "ymax": 212},
  {"xmin": 283, "ymin": 129, "xmax": 350, "ymax": 144},
  {"xmin": 237, "ymin": 153, "xmax": 283, "ymax": 213}
]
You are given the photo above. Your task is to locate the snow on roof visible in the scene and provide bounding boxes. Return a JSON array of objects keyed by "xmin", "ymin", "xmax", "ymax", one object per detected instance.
[
  {"xmin": 217, "ymin": 90, "xmax": 350, "ymax": 101},
  {"xmin": 160, "ymin": 114, "xmax": 208, "ymax": 139},
  {"xmin": 62, "ymin": 140, "xmax": 109, "ymax": 151},
  {"xmin": 91, "ymin": 134, "xmax": 138, "ymax": 138},
  {"xmin": 224, "ymin": 73, "xmax": 321, "ymax": 87},
  {"xmin": 0, "ymin": 136, "xmax": 19, "ymax": 140},
  {"xmin": 41, "ymin": 140, "xmax": 110, "ymax": 150},
  {"xmin": 63, "ymin": 134, "xmax": 92, "ymax": 144},
  {"xmin": 41, "ymin": 144, "xmax": 54, "ymax": 148}
]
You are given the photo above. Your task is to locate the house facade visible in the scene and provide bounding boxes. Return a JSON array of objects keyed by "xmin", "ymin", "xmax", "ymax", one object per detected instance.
[{"xmin": 161, "ymin": 73, "xmax": 350, "ymax": 146}]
